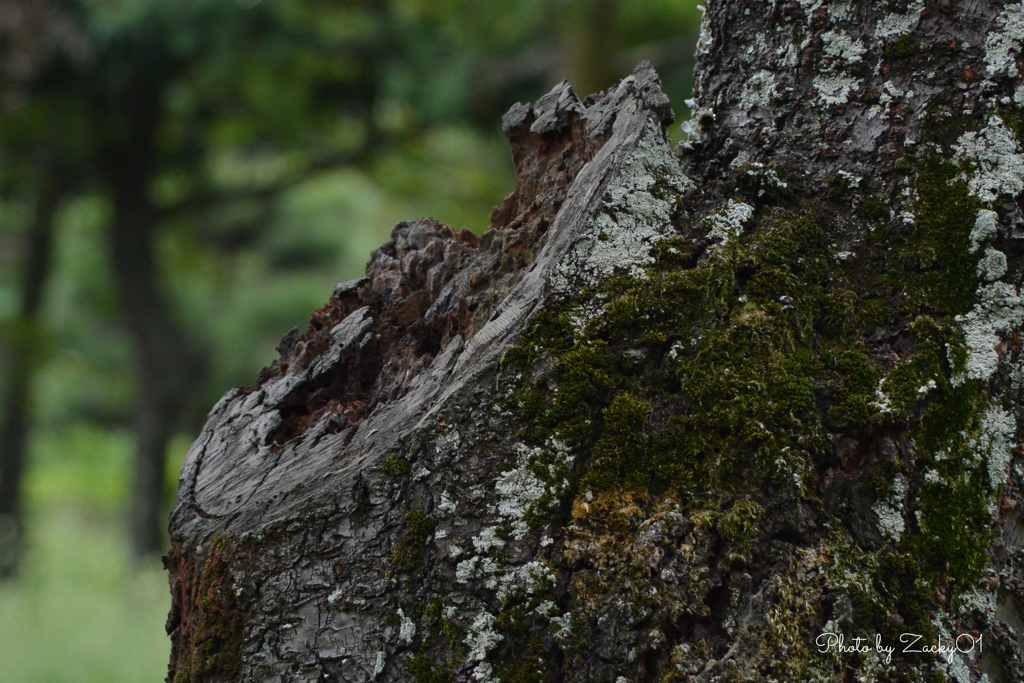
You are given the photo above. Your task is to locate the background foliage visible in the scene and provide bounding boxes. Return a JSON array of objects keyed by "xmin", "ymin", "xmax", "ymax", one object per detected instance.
[{"xmin": 0, "ymin": 0, "xmax": 698, "ymax": 678}]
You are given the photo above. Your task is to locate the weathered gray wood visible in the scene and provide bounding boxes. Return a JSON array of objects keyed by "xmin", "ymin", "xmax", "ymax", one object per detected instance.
[{"xmin": 174, "ymin": 64, "xmax": 674, "ymax": 541}]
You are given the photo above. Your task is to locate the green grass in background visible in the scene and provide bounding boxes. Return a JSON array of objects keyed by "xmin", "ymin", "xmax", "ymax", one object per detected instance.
[
  {"xmin": 0, "ymin": 427, "xmax": 170, "ymax": 683},
  {"xmin": 0, "ymin": 507, "xmax": 169, "ymax": 683}
]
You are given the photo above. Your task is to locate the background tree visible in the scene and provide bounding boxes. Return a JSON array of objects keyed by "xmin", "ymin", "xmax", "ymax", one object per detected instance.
[{"xmin": 169, "ymin": 2, "xmax": 1024, "ymax": 683}]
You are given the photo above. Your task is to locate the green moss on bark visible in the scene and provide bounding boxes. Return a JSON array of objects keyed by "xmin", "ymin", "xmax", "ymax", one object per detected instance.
[
  {"xmin": 172, "ymin": 537, "xmax": 246, "ymax": 683},
  {"xmin": 884, "ymin": 35, "xmax": 919, "ymax": 60},
  {"xmin": 392, "ymin": 509, "xmax": 434, "ymax": 573},
  {"xmin": 494, "ymin": 144, "xmax": 1004, "ymax": 675}
]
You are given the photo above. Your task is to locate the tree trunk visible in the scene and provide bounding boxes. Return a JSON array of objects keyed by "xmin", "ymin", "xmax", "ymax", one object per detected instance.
[
  {"xmin": 558, "ymin": 0, "xmax": 620, "ymax": 100},
  {"xmin": 167, "ymin": 2, "xmax": 1024, "ymax": 681},
  {"xmin": 101, "ymin": 79, "xmax": 206, "ymax": 559},
  {"xmin": 0, "ymin": 180, "xmax": 58, "ymax": 578}
]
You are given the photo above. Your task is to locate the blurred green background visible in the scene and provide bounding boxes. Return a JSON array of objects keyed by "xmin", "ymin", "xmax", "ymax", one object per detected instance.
[{"xmin": 0, "ymin": 0, "xmax": 699, "ymax": 679}]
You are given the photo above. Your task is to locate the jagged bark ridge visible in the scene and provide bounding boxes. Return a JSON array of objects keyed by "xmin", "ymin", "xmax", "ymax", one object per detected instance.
[{"xmin": 168, "ymin": 65, "xmax": 678, "ymax": 682}]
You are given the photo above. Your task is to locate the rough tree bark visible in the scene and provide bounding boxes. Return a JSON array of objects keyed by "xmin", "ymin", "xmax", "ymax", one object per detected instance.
[{"xmin": 168, "ymin": 2, "xmax": 1024, "ymax": 681}]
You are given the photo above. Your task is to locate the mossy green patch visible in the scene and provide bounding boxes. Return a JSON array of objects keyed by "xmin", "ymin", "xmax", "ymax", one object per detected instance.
[
  {"xmin": 583, "ymin": 392, "xmax": 652, "ymax": 491},
  {"xmin": 408, "ymin": 655, "xmax": 454, "ymax": 683},
  {"xmin": 999, "ymin": 109, "xmax": 1024, "ymax": 144},
  {"xmin": 381, "ymin": 455, "xmax": 412, "ymax": 476},
  {"xmin": 563, "ymin": 494, "xmax": 713, "ymax": 676},
  {"xmin": 392, "ymin": 509, "xmax": 434, "ymax": 573},
  {"xmin": 921, "ymin": 105, "xmax": 977, "ymax": 151},
  {"xmin": 695, "ymin": 498, "xmax": 764, "ymax": 563},
  {"xmin": 500, "ymin": 176, "xmax": 999, "ymax": 665},
  {"xmin": 507, "ymin": 215, "xmax": 863, "ymax": 512},
  {"xmin": 174, "ymin": 537, "xmax": 245, "ymax": 683},
  {"xmin": 896, "ymin": 153, "xmax": 982, "ymax": 315},
  {"xmin": 856, "ymin": 198, "xmax": 887, "ymax": 222},
  {"xmin": 825, "ymin": 172, "xmax": 859, "ymax": 205},
  {"xmin": 404, "ymin": 596, "xmax": 467, "ymax": 683},
  {"xmin": 493, "ymin": 636, "xmax": 547, "ymax": 683},
  {"xmin": 734, "ymin": 162, "xmax": 794, "ymax": 205},
  {"xmin": 884, "ymin": 35, "xmax": 919, "ymax": 60},
  {"xmin": 903, "ymin": 378, "xmax": 993, "ymax": 596}
]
